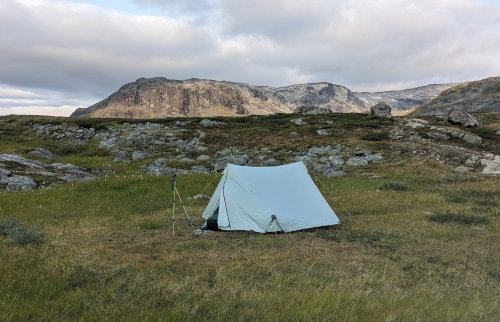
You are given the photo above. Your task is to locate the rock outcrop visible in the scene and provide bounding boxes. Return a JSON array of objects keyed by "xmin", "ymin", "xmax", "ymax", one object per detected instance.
[
  {"xmin": 446, "ymin": 107, "xmax": 482, "ymax": 128},
  {"xmin": 412, "ymin": 76, "xmax": 500, "ymax": 115},
  {"xmin": 370, "ymin": 103, "xmax": 392, "ymax": 118}
]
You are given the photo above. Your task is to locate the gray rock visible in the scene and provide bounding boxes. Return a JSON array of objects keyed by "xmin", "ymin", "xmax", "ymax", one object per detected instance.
[
  {"xmin": 132, "ymin": 151, "xmax": 147, "ymax": 161},
  {"xmin": 462, "ymin": 134, "xmax": 482, "ymax": 145},
  {"xmin": 346, "ymin": 157, "xmax": 369, "ymax": 167},
  {"xmin": 427, "ymin": 131, "xmax": 450, "ymax": 141},
  {"xmin": 405, "ymin": 121, "xmax": 426, "ymax": 129},
  {"xmin": 328, "ymin": 156, "xmax": 344, "ymax": 166},
  {"xmin": 290, "ymin": 118, "xmax": 307, "ymax": 125},
  {"xmin": 112, "ymin": 157, "xmax": 130, "ymax": 163},
  {"xmin": 0, "ymin": 173, "xmax": 37, "ymax": 191},
  {"xmin": 200, "ymin": 119, "xmax": 225, "ymax": 127},
  {"xmin": 316, "ymin": 129, "xmax": 330, "ymax": 136},
  {"xmin": 322, "ymin": 168, "xmax": 346, "ymax": 177},
  {"xmin": 213, "ymin": 155, "xmax": 250, "ymax": 172},
  {"xmin": 481, "ymin": 155, "xmax": 500, "ymax": 175},
  {"xmin": 29, "ymin": 148, "xmax": 59, "ymax": 160},
  {"xmin": 447, "ymin": 107, "xmax": 482, "ymax": 127},
  {"xmin": 0, "ymin": 153, "xmax": 44, "ymax": 169},
  {"xmin": 369, "ymin": 102, "xmax": 392, "ymax": 118},
  {"xmin": 179, "ymin": 158, "xmax": 194, "ymax": 163},
  {"xmin": 464, "ymin": 155, "xmax": 480, "ymax": 167},
  {"xmin": 197, "ymin": 155, "xmax": 210, "ymax": 162},
  {"xmin": 295, "ymin": 106, "xmax": 332, "ymax": 115}
]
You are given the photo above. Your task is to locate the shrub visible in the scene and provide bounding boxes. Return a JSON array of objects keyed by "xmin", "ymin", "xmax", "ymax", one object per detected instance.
[
  {"xmin": 379, "ymin": 181, "xmax": 408, "ymax": 191},
  {"xmin": 360, "ymin": 131, "xmax": 390, "ymax": 141},
  {"xmin": 0, "ymin": 218, "xmax": 45, "ymax": 245},
  {"xmin": 0, "ymin": 218, "xmax": 21, "ymax": 236},
  {"xmin": 429, "ymin": 211, "xmax": 489, "ymax": 225},
  {"xmin": 9, "ymin": 228, "xmax": 45, "ymax": 246}
]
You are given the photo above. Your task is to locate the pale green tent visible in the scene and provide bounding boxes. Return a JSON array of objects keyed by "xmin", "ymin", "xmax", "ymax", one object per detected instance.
[{"xmin": 202, "ymin": 162, "xmax": 340, "ymax": 233}]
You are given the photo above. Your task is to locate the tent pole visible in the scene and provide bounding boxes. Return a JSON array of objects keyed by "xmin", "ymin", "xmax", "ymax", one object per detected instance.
[{"xmin": 172, "ymin": 174, "xmax": 177, "ymax": 236}]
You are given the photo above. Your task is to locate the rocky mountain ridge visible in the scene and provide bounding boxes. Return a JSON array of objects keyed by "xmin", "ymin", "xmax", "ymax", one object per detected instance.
[
  {"xmin": 71, "ymin": 77, "xmax": 458, "ymax": 118},
  {"xmin": 413, "ymin": 77, "xmax": 500, "ymax": 115}
]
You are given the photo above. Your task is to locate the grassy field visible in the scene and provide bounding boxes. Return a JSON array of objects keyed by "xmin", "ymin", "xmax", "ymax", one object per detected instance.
[{"xmin": 1, "ymin": 114, "xmax": 499, "ymax": 320}]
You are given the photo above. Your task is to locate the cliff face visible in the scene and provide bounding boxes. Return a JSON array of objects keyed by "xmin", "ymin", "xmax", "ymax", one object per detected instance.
[
  {"xmin": 412, "ymin": 77, "xmax": 500, "ymax": 115},
  {"xmin": 71, "ymin": 77, "xmax": 458, "ymax": 118}
]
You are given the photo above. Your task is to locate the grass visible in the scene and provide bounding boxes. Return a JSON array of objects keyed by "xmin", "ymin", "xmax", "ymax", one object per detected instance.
[
  {"xmin": 0, "ymin": 114, "xmax": 499, "ymax": 320},
  {"xmin": 378, "ymin": 180, "xmax": 409, "ymax": 191}
]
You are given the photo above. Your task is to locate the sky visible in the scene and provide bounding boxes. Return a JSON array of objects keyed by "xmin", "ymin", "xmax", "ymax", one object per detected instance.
[{"xmin": 1, "ymin": 0, "xmax": 500, "ymax": 116}]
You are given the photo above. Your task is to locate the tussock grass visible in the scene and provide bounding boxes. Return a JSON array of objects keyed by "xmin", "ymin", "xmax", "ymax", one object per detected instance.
[{"xmin": 429, "ymin": 211, "xmax": 489, "ymax": 225}]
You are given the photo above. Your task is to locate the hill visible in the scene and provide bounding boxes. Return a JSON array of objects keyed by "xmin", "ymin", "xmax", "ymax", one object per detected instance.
[
  {"xmin": 1, "ymin": 112, "xmax": 499, "ymax": 320},
  {"xmin": 412, "ymin": 77, "xmax": 500, "ymax": 115},
  {"xmin": 71, "ymin": 77, "xmax": 456, "ymax": 118}
]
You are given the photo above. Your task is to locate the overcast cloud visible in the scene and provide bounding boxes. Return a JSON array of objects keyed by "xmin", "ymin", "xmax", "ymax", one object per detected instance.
[{"xmin": 1, "ymin": 0, "xmax": 499, "ymax": 116}]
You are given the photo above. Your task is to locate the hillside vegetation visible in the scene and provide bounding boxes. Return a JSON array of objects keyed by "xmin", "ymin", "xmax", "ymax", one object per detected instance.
[{"xmin": 0, "ymin": 113, "xmax": 499, "ymax": 320}]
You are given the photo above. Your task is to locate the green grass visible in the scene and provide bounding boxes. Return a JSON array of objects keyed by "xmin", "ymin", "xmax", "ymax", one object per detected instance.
[{"xmin": 0, "ymin": 114, "xmax": 499, "ymax": 320}]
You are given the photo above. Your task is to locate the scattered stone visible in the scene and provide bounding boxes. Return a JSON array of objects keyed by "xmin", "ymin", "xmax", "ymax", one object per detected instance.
[
  {"xmin": 132, "ymin": 151, "xmax": 147, "ymax": 161},
  {"xmin": 427, "ymin": 131, "xmax": 450, "ymax": 141},
  {"xmin": 454, "ymin": 166, "xmax": 472, "ymax": 173},
  {"xmin": 112, "ymin": 157, "xmax": 130, "ymax": 163},
  {"xmin": 346, "ymin": 157, "xmax": 368, "ymax": 167},
  {"xmin": 316, "ymin": 129, "xmax": 330, "ymax": 136},
  {"xmin": 405, "ymin": 121, "xmax": 426, "ymax": 129},
  {"xmin": 472, "ymin": 226, "xmax": 485, "ymax": 231},
  {"xmin": 447, "ymin": 107, "xmax": 482, "ymax": 127},
  {"xmin": 213, "ymin": 155, "xmax": 250, "ymax": 172},
  {"xmin": 290, "ymin": 118, "xmax": 307, "ymax": 125},
  {"xmin": 295, "ymin": 106, "xmax": 332, "ymax": 115},
  {"xmin": 369, "ymin": 102, "xmax": 392, "ymax": 118},
  {"xmin": 28, "ymin": 148, "xmax": 59, "ymax": 160},
  {"xmin": 200, "ymin": 119, "xmax": 225, "ymax": 127},
  {"xmin": 290, "ymin": 132, "xmax": 299, "ymax": 135},
  {"xmin": 197, "ymin": 155, "xmax": 210, "ymax": 162},
  {"xmin": 480, "ymin": 155, "xmax": 500, "ymax": 175},
  {"xmin": 464, "ymin": 155, "xmax": 480, "ymax": 167},
  {"xmin": 462, "ymin": 134, "xmax": 482, "ymax": 145},
  {"xmin": 0, "ymin": 172, "xmax": 37, "ymax": 191},
  {"xmin": 0, "ymin": 154, "xmax": 43, "ymax": 169},
  {"xmin": 322, "ymin": 168, "xmax": 346, "ymax": 177}
]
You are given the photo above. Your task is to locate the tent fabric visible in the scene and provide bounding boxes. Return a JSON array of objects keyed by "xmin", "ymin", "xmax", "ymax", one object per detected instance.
[{"xmin": 202, "ymin": 161, "xmax": 340, "ymax": 233}]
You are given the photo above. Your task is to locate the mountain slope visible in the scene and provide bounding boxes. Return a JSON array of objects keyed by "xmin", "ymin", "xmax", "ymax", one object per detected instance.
[
  {"xmin": 412, "ymin": 77, "xmax": 500, "ymax": 115},
  {"xmin": 354, "ymin": 83, "xmax": 458, "ymax": 113},
  {"xmin": 72, "ymin": 77, "xmax": 459, "ymax": 118}
]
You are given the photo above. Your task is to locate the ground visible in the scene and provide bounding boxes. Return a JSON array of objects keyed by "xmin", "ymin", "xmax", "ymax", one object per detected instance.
[{"xmin": 0, "ymin": 113, "xmax": 499, "ymax": 320}]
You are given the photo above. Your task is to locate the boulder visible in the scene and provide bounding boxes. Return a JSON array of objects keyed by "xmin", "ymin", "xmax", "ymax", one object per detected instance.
[
  {"xmin": 213, "ymin": 155, "xmax": 250, "ymax": 172},
  {"xmin": 0, "ymin": 173, "xmax": 37, "ymax": 191},
  {"xmin": 462, "ymin": 133, "xmax": 482, "ymax": 145},
  {"xmin": 369, "ymin": 103, "xmax": 392, "ymax": 118},
  {"xmin": 447, "ymin": 107, "xmax": 482, "ymax": 127},
  {"xmin": 29, "ymin": 148, "xmax": 59, "ymax": 160}
]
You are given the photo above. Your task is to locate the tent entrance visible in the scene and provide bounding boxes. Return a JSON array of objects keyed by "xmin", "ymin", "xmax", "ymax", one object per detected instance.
[{"xmin": 206, "ymin": 207, "xmax": 219, "ymax": 230}]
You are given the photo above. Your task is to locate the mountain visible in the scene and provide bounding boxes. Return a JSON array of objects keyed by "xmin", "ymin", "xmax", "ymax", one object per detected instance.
[
  {"xmin": 71, "ymin": 77, "xmax": 456, "ymax": 118},
  {"xmin": 354, "ymin": 83, "xmax": 458, "ymax": 114},
  {"xmin": 412, "ymin": 77, "xmax": 500, "ymax": 115}
]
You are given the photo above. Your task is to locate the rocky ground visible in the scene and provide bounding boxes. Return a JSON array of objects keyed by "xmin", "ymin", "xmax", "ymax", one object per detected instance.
[{"xmin": 1, "ymin": 112, "xmax": 499, "ymax": 192}]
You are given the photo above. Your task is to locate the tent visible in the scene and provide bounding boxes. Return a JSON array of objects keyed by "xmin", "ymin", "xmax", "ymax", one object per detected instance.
[{"xmin": 201, "ymin": 161, "xmax": 340, "ymax": 233}]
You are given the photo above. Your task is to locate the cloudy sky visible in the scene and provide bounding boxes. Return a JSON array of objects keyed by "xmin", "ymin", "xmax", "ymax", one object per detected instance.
[{"xmin": 1, "ymin": 0, "xmax": 500, "ymax": 116}]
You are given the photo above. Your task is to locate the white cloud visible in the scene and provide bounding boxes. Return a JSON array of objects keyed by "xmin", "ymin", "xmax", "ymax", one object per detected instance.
[{"xmin": 1, "ymin": 0, "xmax": 499, "ymax": 115}]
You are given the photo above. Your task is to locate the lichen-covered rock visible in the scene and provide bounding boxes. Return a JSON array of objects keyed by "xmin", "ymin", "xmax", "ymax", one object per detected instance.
[
  {"xmin": 295, "ymin": 106, "xmax": 332, "ymax": 115},
  {"xmin": 28, "ymin": 148, "xmax": 59, "ymax": 160},
  {"xmin": 369, "ymin": 103, "xmax": 392, "ymax": 118},
  {"xmin": 447, "ymin": 107, "xmax": 482, "ymax": 127}
]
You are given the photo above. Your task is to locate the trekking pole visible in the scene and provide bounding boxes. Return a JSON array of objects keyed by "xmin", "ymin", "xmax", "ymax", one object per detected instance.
[
  {"xmin": 175, "ymin": 189, "xmax": 195, "ymax": 233},
  {"xmin": 171, "ymin": 174, "xmax": 177, "ymax": 236}
]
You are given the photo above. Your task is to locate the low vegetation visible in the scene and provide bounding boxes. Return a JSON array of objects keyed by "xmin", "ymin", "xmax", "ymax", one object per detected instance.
[{"xmin": 0, "ymin": 113, "xmax": 499, "ymax": 320}]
